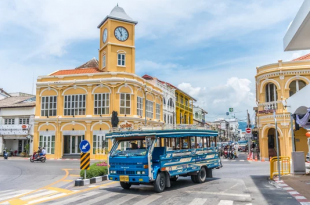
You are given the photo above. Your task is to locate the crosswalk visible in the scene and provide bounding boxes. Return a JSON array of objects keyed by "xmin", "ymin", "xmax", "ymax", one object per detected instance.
[
  {"xmin": 14, "ymin": 190, "xmax": 252, "ymax": 205},
  {"xmin": 0, "ymin": 187, "xmax": 253, "ymax": 205},
  {"xmin": 0, "ymin": 187, "xmax": 76, "ymax": 205}
]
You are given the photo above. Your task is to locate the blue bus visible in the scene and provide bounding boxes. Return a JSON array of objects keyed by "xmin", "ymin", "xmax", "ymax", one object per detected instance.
[{"xmin": 106, "ymin": 129, "xmax": 222, "ymax": 192}]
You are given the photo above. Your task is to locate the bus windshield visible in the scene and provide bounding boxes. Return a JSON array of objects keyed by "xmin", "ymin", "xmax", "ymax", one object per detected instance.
[{"xmin": 111, "ymin": 138, "xmax": 154, "ymax": 157}]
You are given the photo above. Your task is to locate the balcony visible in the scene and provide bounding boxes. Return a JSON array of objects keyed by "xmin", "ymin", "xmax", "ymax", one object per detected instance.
[
  {"xmin": 0, "ymin": 124, "xmax": 30, "ymax": 135},
  {"xmin": 258, "ymin": 101, "xmax": 283, "ymax": 114}
]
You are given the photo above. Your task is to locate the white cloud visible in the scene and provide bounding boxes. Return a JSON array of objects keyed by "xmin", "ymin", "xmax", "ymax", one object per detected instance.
[{"xmin": 177, "ymin": 77, "xmax": 255, "ymax": 120}]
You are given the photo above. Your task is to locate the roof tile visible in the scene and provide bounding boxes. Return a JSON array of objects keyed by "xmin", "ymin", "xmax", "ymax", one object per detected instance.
[
  {"xmin": 0, "ymin": 96, "xmax": 36, "ymax": 108},
  {"xmin": 51, "ymin": 67, "xmax": 101, "ymax": 76},
  {"xmin": 292, "ymin": 53, "xmax": 310, "ymax": 61}
]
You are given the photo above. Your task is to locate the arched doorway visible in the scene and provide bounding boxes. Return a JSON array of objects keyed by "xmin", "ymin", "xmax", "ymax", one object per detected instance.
[{"xmin": 268, "ymin": 128, "xmax": 280, "ymax": 157}]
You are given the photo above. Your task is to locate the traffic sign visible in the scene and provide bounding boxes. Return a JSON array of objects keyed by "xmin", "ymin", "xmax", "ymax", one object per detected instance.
[
  {"xmin": 246, "ymin": 128, "xmax": 252, "ymax": 134},
  {"xmin": 229, "ymin": 108, "xmax": 233, "ymax": 112},
  {"xmin": 226, "ymin": 112, "xmax": 229, "ymax": 116},
  {"xmin": 79, "ymin": 140, "xmax": 90, "ymax": 153},
  {"xmin": 80, "ymin": 153, "xmax": 90, "ymax": 170}
]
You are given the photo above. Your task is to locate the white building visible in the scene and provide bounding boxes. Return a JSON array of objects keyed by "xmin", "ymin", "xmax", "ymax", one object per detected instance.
[
  {"xmin": 0, "ymin": 96, "xmax": 36, "ymax": 156},
  {"xmin": 193, "ymin": 106, "xmax": 208, "ymax": 127},
  {"xmin": 142, "ymin": 75, "xmax": 176, "ymax": 128}
]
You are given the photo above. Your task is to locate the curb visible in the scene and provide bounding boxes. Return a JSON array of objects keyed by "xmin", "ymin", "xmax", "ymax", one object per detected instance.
[
  {"xmin": 75, "ymin": 175, "xmax": 108, "ymax": 186},
  {"xmin": 273, "ymin": 177, "xmax": 310, "ymax": 204}
]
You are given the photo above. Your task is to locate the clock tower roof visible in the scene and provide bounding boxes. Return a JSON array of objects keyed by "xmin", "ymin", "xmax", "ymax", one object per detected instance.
[{"xmin": 97, "ymin": 5, "xmax": 138, "ymax": 28}]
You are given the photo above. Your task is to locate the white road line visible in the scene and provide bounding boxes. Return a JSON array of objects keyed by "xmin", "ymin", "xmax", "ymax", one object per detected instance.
[
  {"xmin": 75, "ymin": 192, "xmax": 118, "ymax": 205},
  {"xmin": 0, "ymin": 190, "xmax": 32, "ymax": 201},
  {"xmin": 133, "ymin": 195, "xmax": 162, "ymax": 205},
  {"xmin": 283, "ymin": 187, "xmax": 293, "ymax": 190},
  {"xmin": 189, "ymin": 198, "xmax": 207, "ymax": 205},
  {"xmin": 240, "ymin": 160, "xmax": 245, "ymax": 161},
  {"xmin": 106, "ymin": 194, "xmax": 137, "ymax": 205},
  {"xmin": 46, "ymin": 191, "xmax": 101, "ymax": 205},
  {"xmin": 218, "ymin": 200, "xmax": 233, "ymax": 205},
  {"xmin": 186, "ymin": 191, "xmax": 250, "ymax": 198},
  {"xmin": 28, "ymin": 193, "xmax": 67, "ymax": 204},
  {"xmin": 20, "ymin": 190, "xmax": 57, "ymax": 200}
]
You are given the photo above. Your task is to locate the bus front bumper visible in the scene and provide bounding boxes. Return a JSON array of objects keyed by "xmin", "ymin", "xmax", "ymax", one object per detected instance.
[{"xmin": 108, "ymin": 175, "xmax": 150, "ymax": 183}]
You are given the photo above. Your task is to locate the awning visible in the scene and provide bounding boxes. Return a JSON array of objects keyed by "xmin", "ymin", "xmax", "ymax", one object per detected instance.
[
  {"xmin": 284, "ymin": 1, "xmax": 310, "ymax": 51},
  {"xmin": 287, "ymin": 84, "xmax": 310, "ymax": 114}
]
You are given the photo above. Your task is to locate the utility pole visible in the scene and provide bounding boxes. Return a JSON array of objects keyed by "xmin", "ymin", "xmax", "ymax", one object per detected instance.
[{"xmin": 247, "ymin": 110, "xmax": 251, "ymax": 153}]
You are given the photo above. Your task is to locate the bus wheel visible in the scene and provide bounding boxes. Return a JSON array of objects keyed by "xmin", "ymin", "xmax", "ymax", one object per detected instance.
[
  {"xmin": 154, "ymin": 172, "xmax": 166, "ymax": 193},
  {"xmin": 120, "ymin": 182, "xmax": 131, "ymax": 189},
  {"xmin": 197, "ymin": 167, "xmax": 206, "ymax": 183},
  {"xmin": 191, "ymin": 175, "xmax": 198, "ymax": 183}
]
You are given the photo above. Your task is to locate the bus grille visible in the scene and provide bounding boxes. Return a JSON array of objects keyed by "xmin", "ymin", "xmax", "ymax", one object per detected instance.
[
  {"xmin": 126, "ymin": 171, "xmax": 135, "ymax": 175},
  {"xmin": 117, "ymin": 171, "xmax": 125, "ymax": 175}
]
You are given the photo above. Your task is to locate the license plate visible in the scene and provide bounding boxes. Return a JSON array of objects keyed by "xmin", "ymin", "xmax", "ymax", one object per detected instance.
[{"xmin": 120, "ymin": 175, "xmax": 129, "ymax": 182}]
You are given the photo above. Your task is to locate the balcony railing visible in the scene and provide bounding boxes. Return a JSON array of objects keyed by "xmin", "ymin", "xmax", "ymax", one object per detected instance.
[{"xmin": 258, "ymin": 101, "xmax": 283, "ymax": 114}]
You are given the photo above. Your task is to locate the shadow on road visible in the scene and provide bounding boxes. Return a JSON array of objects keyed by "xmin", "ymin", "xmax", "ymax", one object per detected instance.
[
  {"xmin": 248, "ymin": 175, "xmax": 299, "ymax": 205},
  {"xmin": 101, "ymin": 177, "xmax": 220, "ymax": 194}
]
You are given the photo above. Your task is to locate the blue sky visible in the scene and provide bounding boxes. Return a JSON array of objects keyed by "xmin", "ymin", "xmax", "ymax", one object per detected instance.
[{"xmin": 0, "ymin": 0, "xmax": 307, "ymax": 121}]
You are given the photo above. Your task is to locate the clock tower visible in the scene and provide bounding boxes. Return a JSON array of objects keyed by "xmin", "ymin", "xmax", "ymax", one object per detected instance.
[{"xmin": 97, "ymin": 5, "xmax": 138, "ymax": 74}]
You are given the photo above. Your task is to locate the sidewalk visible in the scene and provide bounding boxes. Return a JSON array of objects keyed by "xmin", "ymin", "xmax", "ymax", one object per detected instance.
[{"xmin": 281, "ymin": 174, "xmax": 310, "ymax": 201}]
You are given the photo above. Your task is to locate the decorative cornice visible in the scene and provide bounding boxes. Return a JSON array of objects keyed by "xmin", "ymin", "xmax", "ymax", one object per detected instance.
[
  {"xmin": 258, "ymin": 114, "xmax": 290, "ymax": 120},
  {"xmin": 257, "ymin": 70, "xmax": 310, "ymax": 82}
]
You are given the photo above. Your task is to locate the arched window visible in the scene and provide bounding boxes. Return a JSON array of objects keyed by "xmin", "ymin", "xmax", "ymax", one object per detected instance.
[
  {"xmin": 163, "ymin": 98, "xmax": 166, "ymax": 105},
  {"xmin": 289, "ymin": 80, "xmax": 306, "ymax": 97},
  {"xmin": 170, "ymin": 116, "xmax": 172, "ymax": 124},
  {"xmin": 265, "ymin": 83, "xmax": 277, "ymax": 102},
  {"xmin": 164, "ymin": 114, "xmax": 166, "ymax": 123},
  {"xmin": 195, "ymin": 112, "xmax": 198, "ymax": 119}
]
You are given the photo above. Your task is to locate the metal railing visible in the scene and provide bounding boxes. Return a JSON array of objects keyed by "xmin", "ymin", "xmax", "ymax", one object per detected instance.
[
  {"xmin": 270, "ymin": 156, "xmax": 290, "ymax": 179},
  {"xmin": 258, "ymin": 101, "xmax": 282, "ymax": 114}
]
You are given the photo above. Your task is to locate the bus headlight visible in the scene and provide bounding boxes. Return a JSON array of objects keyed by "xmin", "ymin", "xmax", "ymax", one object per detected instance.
[
  {"xmin": 141, "ymin": 171, "xmax": 146, "ymax": 174},
  {"xmin": 136, "ymin": 171, "xmax": 141, "ymax": 174},
  {"xmin": 110, "ymin": 170, "xmax": 116, "ymax": 174}
]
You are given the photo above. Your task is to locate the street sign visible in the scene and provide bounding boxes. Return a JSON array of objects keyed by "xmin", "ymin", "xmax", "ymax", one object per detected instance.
[
  {"xmin": 79, "ymin": 140, "xmax": 90, "ymax": 153},
  {"xmin": 229, "ymin": 108, "xmax": 233, "ymax": 112},
  {"xmin": 246, "ymin": 128, "xmax": 252, "ymax": 134},
  {"xmin": 80, "ymin": 153, "xmax": 90, "ymax": 170},
  {"xmin": 226, "ymin": 112, "xmax": 229, "ymax": 116}
]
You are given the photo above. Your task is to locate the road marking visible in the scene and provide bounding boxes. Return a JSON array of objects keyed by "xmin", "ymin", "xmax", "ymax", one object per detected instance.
[
  {"xmin": 106, "ymin": 194, "xmax": 137, "ymax": 205},
  {"xmin": 0, "ymin": 190, "xmax": 32, "ymax": 201},
  {"xmin": 28, "ymin": 193, "xmax": 66, "ymax": 204},
  {"xmin": 218, "ymin": 200, "xmax": 233, "ymax": 205},
  {"xmin": 133, "ymin": 195, "xmax": 162, "ymax": 205},
  {"xmin": 283, "ymin": 187, "xmax": 293, "ymax": 190},
  {"xmin": 240, "ymin": 160, "xmax": 245, "ymax": 161},
  {"xmin": 189, "ymin": 198, "xmax": 207, "ymax": 205},
  {"xmin": 0, "ymin": 169, "xmax": 70, "ymax": 204},
  {"xmin": 186, "ymin": 191, "xmax": 251, "ymax": 198},
  {"xmin": 70, "ymin": 174, "xmax": 80, "ymax": 177},
  {"xmin": 63, "ymin": 180, "xmax": 73, "ymax": 182},
  {"xmin": 47, "ymin": 187, "xmax": 73, "ymax": 194},
  {"xmin": 29, "ymin": 181, "xmax": 117, "ymax": 205},
  {"xmin": 20, "ymin": 190, "xmax": 57, "ymax": 200},
  {"xmin": 46, "ymin": 191, "xmax": 101, "ymax": 205},
  {"xmin": 75, "ymin": 192, "xmax": 118, "ymax": 205},
  {"xmin": 6, "ymin": 198, "xmax": 26, "ymax": 205}
]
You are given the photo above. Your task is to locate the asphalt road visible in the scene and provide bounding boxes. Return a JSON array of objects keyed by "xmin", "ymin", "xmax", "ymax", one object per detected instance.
[{"xmin": 0, "ymin": 153, "xmax": 300, "ymax": 205}]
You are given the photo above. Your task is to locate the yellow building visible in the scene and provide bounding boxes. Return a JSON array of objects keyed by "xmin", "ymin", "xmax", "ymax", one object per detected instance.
[
  {"xmin": 34, "ymin": 5, "xmax": 164, "ymax": 159},
  {"xmin": 256, "ymin": 54, "xmax": 310, "ymax": 161},
  {"xmin": 175, "ymin": 90, "xmax": 195, "ymax": 125}
]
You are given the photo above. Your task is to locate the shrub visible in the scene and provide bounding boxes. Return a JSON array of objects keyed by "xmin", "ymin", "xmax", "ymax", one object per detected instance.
[{"xmin": 80, "ymin": 161, "xmax": 108, "ymax": 179}]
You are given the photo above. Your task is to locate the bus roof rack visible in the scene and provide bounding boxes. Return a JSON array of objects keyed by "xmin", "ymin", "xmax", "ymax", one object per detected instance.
[{"xmin": 105, "ymin": 129, "xmax": 218, "ymax": 139}]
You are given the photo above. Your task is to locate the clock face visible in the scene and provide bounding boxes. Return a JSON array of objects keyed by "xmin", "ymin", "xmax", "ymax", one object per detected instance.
[
  {"xmin": 103, "ymin": 28, "xmax": 107, "ymax": 43},
  {"xmin": 114, "ymin": 26, "xmax": 129, "ymax": 41}
]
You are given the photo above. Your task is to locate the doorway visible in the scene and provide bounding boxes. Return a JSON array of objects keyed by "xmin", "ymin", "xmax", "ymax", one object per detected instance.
[
  {"xmin": 268, "ymin": 128, "xmax": 280, "ymax": 157},
  {"xmin": 64, "ymin": 135, "xmax": 84, "ymax": 154}
]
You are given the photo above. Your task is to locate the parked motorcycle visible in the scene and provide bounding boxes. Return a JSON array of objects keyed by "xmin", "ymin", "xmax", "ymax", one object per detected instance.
[
  {"xmin": 3, "ymin": 150, "xmax": 8, "ymax": 159},
  {"xmin": 30, "ymin": 152, "xmax": 46, "ymax": 163},
  {"xmin": 229, "ymin": 149, "xmax": 238, "ymax": 159},
  {"xmin": 223, "ymin": 149, "xmax": 228, "ymax": 159}
]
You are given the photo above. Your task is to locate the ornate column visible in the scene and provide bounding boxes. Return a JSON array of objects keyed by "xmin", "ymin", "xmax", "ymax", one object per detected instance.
[{"xmin": 86, "ymin": 85, "xmax": 93, "ymax": 116}]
